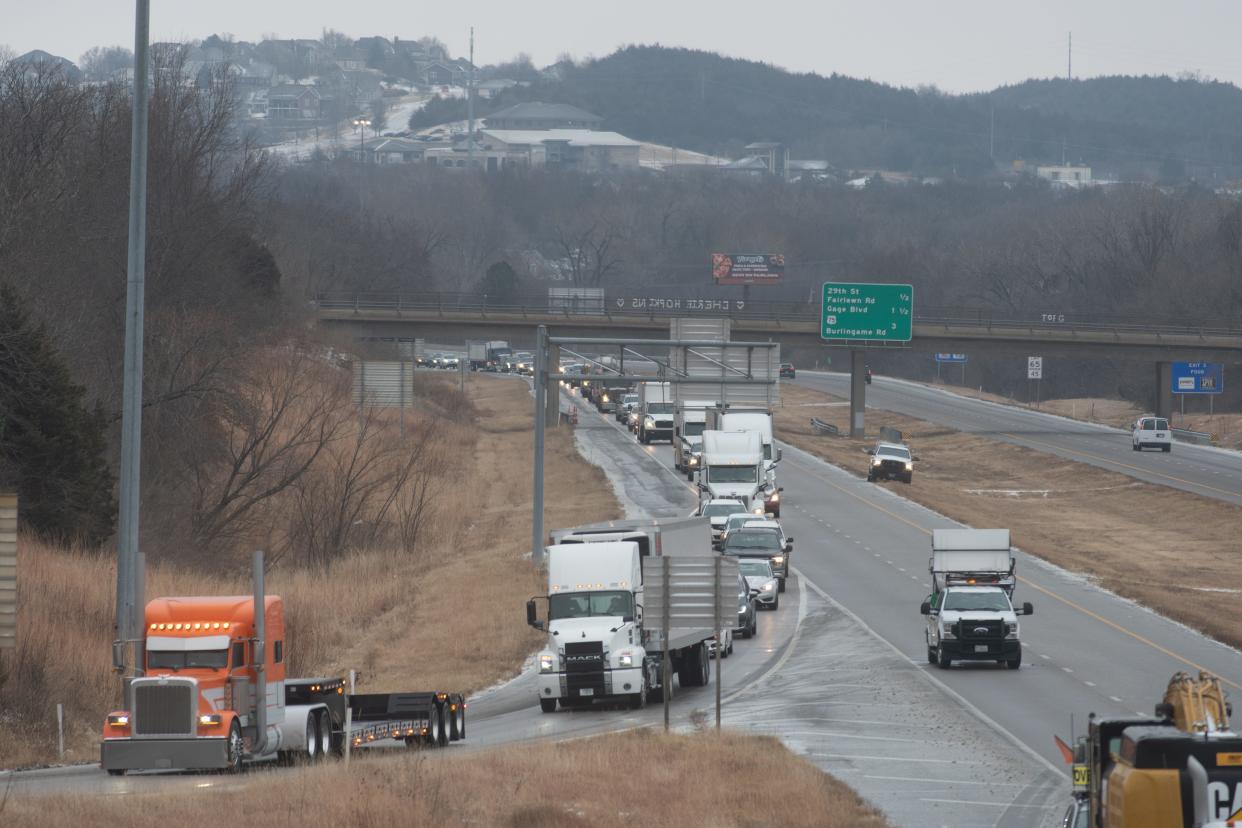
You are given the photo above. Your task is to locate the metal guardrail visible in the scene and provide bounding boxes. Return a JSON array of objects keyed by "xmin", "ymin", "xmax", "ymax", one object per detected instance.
[
  {"xmin": 810, "ymin": 417, "xmax": 840, "ymax": 436},
  {"xmin": 1171, "ymin": 428, "xmax": 1216, "ymax": 445},
  {"xmin": 314, "ymin": 292, "xmax": 1242, "ymax": 339}
]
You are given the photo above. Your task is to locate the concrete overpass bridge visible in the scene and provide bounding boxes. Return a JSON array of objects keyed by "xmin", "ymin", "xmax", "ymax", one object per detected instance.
[{"xmin": 316, "ymin": 292, "xmax": 1242, "ymax": 419}]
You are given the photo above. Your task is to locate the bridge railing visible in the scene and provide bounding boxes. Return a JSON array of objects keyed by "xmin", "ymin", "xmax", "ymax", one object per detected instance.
[{"xmin": 314, "ymin": 291, "xmax": 1242, "ymax": 338}]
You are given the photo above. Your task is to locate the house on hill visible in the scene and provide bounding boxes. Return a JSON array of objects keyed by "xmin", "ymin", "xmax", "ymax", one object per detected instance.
[
  {"xmin": 483, "ymin": 102, "xmax": 603, "ymax": 131},
  {"xmin": 267, "ymin": 84, "xmax": 321, "ymax": 120},
  {"xmin": 9, "ymin": 50, "xmax": 83, "ymax": 83}
]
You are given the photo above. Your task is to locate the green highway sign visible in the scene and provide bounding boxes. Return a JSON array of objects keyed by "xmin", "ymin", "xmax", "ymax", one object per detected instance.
[{"xmin": 820, "ymin": 282, "xmax": 914, "ymax": 342}]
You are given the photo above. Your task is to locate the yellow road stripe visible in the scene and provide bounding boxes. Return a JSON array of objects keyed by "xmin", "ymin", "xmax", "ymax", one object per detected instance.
[
  {"xmin": 785, "ymin": 454, "xmax": 1242, "ymax": 690},
  {"xmin": 998, "ymin": 432, "xmax": 1241, "ymax": 501}
]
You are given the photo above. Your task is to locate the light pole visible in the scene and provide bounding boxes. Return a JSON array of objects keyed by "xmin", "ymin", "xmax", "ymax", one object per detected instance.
[{"xmin": 353, "ymin": 117, "xmax": 371, "ymax": 163}]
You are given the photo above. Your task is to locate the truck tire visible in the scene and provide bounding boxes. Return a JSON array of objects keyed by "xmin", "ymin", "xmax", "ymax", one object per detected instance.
[
  {"xmin": 679, "ymin": 643, "xmax": 709, "ymax": 688},
  {"xmin": 1163, "ymin": 445, "xmax": 1171, "ymax": 453},
  {"xmin": 436, "ymin": 703, "xmax": 450, "ymax": 747},
  {"xmin": 449, "ymin": 701, "xmax": 465, "ymax": 740},
  {"xmin": 316, "ymin": 710, "xmax": 331, "ymax": 760},
  {"xmin": 927, "ymin": 646, "xmax": 936, "ymax": 664},
  {"xmin": 648, "ymin": 678, "xmax": 670, "ymax": 705},
  {"xmin": 936, "ymin": 646, "xmax": 952, "ymax": 669},
  {"xmin": 539, "ymin": 698, "xmax": 557, "ymax": 714},
  {"xmin": 304, "ymin": 713, "xmax": 319, "ymax": 761},
  {"xmin": 225, "ymin": 720, "xmax": 244, "ymax": 773},
  {"xmin": 106, "ymin": 768, "xmax": 126, "ymax": 776},
  {"xmin": 423, "ymin": 704, "xmax": 442, "ymax": 746},
  {"xmin": 1006, "ymin": 651, "xmax": 1022, "ymax": 670}
]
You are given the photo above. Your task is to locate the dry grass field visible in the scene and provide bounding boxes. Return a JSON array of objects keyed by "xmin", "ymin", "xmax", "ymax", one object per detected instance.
[
  {"xmin": 1, "ymin": 729, "xmax": 889, "ymax": 827},
  {"xmin": 0, "ymin": 375, "xmax": 622, "ymax": 769},
  {"xmin": 776, "ymin": 383, "xmax": 1242, "ymax": 650}
]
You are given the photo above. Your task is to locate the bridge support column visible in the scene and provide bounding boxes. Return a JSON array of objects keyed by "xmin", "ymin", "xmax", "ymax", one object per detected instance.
[
  {"xmin": 1155, "ymin": 361, "xmax": 1173, "ymax": 420},
  {"xmin": 850, "ymin": 349, "xmax": 866, "ymax": 439},
  {"xmin": 545, "ymin": 343, "xmax": 560, "ymax": 428}
]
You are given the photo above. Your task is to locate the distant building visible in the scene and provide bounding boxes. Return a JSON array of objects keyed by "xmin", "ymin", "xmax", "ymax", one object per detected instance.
[
  {"xmin": 267, "ymin": 84, "xmax": 321, "ymax": 120},
  {"xmin": 478, "ymin": 128, "xmax": 639, "ymax": 171},
  {"xmin": 484, "ymin": 102, "xmax": 604, "ymax": 131},
  {"xmin": 744, "ymin": 142, "xmax": 789, "ymax": 177},
  {"xmin": 1036, "ymin": 165, "xmax": 1092, "ymax": 187},
  {"xmin": 9, "ymin": 50, "xmax": 83, "ymax": 83}
]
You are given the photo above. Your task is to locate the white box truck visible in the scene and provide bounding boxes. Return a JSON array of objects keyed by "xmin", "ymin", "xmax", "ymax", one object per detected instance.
[
  {"xmin": 638, "ymin": 381, "xmax": 674, "ymax": 444},
  {"xmin": 673, "ymin": 400, "xmax": 717, "ymax": 479},
  {"xmin": 715, "ymin": 409, "xmax": 782, "ymax": 516},
  {"xmin": 698, "ymin": 430, "xmax": 766, "ymax": 515},
  {"xmin": 920, "ymin": 529, "xmax": 1033, "ymax": 670},
  {"xmin": 529, "ymin": 517, "xmax": 722, "ymax": 711}
]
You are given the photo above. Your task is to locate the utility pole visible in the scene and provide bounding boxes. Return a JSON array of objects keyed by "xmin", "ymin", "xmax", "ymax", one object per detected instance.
[
  {"xmin": 1067, "ymin": 32, "xmax": 1072, "ymax": 81},
  {"xmin": 467, "ymin": 27, "xmax": 475, "ymax": 169},
  {"xmin": 989, "ymin": 101, "xmax": 995, "ymax": 162},
  {"xmin": 115, "ymin": 0, "xmax": 151, "ymax": 685}
]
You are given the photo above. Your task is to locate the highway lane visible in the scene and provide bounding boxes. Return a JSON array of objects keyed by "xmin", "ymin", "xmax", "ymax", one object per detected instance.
[
  {"xmin": 570, "ymin": 388, "xmax": 1242, "ymax": 824},
  {"xmin": 795, "ymin": 371, "xmax": 1242, "ymax": 507}
]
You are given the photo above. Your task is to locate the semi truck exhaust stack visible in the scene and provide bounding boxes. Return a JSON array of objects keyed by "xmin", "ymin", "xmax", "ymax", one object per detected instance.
[{"xmin": 251, "ymin": 550, "xmax": 269, "ymax": 756}]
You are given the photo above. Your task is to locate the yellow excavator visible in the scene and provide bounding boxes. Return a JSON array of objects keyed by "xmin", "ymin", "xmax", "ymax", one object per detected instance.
[{"xmin": 1062, "ymin": 671, "xmax": 1242, "ymax": 827}]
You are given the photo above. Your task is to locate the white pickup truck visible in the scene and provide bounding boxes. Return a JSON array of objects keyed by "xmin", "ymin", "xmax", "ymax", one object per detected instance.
[{"xmin": 920, "ymin": 529, "xmax": 1033, "ymax": 670}]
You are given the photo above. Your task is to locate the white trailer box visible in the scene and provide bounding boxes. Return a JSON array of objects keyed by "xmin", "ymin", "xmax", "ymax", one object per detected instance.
[
  {"xmin": 550, "ymin": 517, "xmax": 711, "ymax": 559},
  {"xmin": 930, "ymin": 529, "xmax": 1015, "ymax": 594}
]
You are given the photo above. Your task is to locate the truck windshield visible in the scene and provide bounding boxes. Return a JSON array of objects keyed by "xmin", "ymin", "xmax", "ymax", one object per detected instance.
[
  {"xmin": 880, "ymin": 446, "xmax": 911, "ymax": 459},
  {"xmin": 623, "ymin": 395, "xmax": 639, "ymax": 405},
  {"xmin": 942, "ymin": 592, "xmax": 1011, "ymax": 612},
  {"xmin": 147, "ymin": 649, "xmax": 229, "ymax": 670},
  {"xmin": 708, "ymin": 465, "xmax": 756, "ymax": 484},
  {"xmin": 724, "ymin": 532, "xmax": 781, "ymax": 552},
  {"xmin": 647, "ymin": 403, "xmax": 673, "ymax": 414},
  {"xmin": 701, "ymin": 502, "xmax": 741, "ymax": 517},
  {"xmin": 549, "ymin": 591, "xmax": 634, "ymax": 620},
  {"xmin": 683, "ymin": 423, "xmax": 705, "ymax": 437}
]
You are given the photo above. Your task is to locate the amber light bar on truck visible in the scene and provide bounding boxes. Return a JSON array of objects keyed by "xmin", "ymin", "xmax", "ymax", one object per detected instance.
[{"xmin": 148, "ymin": 622, "xmax": 232, "ymax": 631}]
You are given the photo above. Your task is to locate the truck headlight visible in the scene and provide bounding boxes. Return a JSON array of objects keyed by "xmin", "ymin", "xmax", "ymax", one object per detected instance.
[
  {"xmin": 107, "ymin": 714, "xmax": 130, "ymax": 727},
  {"xmin": 768, "ymin": 491, "xmax": 780, "ymax": 502},
  {"xmin": 1006, "ymin": 623, "xmax": 1018, "ymax": 639},
  {"xmin": 539, "ymin": 654, "xmax": 556, "ymax": 673},
  {"xmin": 689, "ymin": 456, "xmax": 699, "ymax": 466},
  {"xmin": 871, "ymin": 457, "xmax": 882, "ymax": 466},
  {"xmin": 198, "ymin": 714, "xmax": 223, "ymax": 726},
  {"xmin": 618, "ymin": 652, "xmax": 633, "ymax": 668},
  {"xmin": 940, "ymin": 625, "xmax": 956, "ymax": 640},
  {"xmin": 773, "ymin": 556, "xmax": 784, "ymax": 565},
  {"xmin": 905, "ymin": 462, "xmax": 913, "ymax": 470}
]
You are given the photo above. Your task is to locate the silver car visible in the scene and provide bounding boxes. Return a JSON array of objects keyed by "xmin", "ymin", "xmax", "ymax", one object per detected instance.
[
  {"xmin": 734, "ymin": 571, "xmax": 758, "ymax": 638},
  {"xmin": 738, "ymin": 558, "xmax": 780, "ymax": 610}
]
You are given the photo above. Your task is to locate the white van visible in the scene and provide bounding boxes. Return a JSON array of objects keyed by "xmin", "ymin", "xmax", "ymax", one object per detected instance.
[{"xmin": 1132, "ymin": 416, "xmax": 1171, "ymax": 452}]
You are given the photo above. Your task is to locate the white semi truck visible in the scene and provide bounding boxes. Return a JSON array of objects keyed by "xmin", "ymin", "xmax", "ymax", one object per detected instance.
[
  {"xmin": 673, "ymin": 400, "xmax": 717, "ymax": 479},
  {"xmin": 530, "ymin": 518, "xmax": 718, "ymax": 711},
  {"xmin": 920, "ymin": 528, "xmax": 1033, "ymax": 670},
  {"xmin": 698, "ymin": 430, "xmax": 766, "ymax": 515},
  {"xmin": 716, "ymin": 409, "xmax": 782, "ymax": 516},
  {"xmin": 638, "ymin": 381, "xmax": 674, "ymax": 444}
]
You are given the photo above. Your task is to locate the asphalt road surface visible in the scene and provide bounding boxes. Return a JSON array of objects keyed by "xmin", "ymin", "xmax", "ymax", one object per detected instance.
[{"xmin": 796, "ymin": 371, "xmax": 1242, "ymax": 507}]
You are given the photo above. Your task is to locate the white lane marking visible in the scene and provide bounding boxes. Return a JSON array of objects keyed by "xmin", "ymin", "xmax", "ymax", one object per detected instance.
[
  {"xmin": 920, "ymin": 798, "xmax": 1055, "ymax": 809},
  {"xmin": 1061, "ymin": 667, "xmax": 1074, "ymax": 673},
  {"xmin": 810, "ymin": 753, "xmax": 983, "ymax": 765},
  {"xmin": 779, "ymin": 730, "xmax": 921, "ymax": 743},
  {"xmin": 720, "ymin": 572, "xmax": 809, "ymax": 705},
  {"xmin": 795, "ymin": 571, "xmax": 1067, "ymax": 778},
  {"xmin": 1039, "ymin": 654, "xmax": 1050, "ymax": 660},
  {"xmin": 1084, "ymin": 681, "xmax": 1096, "ymax": 687},
  {"xmin": 865, "ymin": 774, "xmax": 1030, "ymax": 787},
  {"xmin": 1109, "ymin": 696, "xmax": 1123, "ymax": 703}
]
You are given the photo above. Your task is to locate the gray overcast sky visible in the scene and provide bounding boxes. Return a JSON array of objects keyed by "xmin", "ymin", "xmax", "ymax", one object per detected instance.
[{"xmin": 6, "ymin": 0, "xmax": 1242, "ymax": 93}]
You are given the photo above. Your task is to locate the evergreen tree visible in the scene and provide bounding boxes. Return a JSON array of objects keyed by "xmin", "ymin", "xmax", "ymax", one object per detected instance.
[{"xmin": 0, "ymin": 284, "xmax": 114, "ymax": 545}]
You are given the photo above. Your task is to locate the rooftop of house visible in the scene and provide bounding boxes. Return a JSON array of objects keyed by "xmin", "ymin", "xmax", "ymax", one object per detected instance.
[{"xmin": 480, "ymin": 128, "xmax": 638, "ymax": 148}]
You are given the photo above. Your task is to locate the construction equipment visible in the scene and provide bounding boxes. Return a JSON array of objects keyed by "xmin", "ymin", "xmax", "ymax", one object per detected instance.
[{"xmin": 1061, "ymin": 671, "xmax": 1241, "ymax": 827}]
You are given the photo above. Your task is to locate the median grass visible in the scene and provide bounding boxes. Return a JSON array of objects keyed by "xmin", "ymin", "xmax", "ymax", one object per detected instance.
[
  {"xmin": 776, "ymin": 382, "xmax": 1242, "ymax": 651},
  {"xmin": 0, "ymin": 375, "xmax": 622, "ymax": 769},
  {"xmin": 0, "ymin": 729, "xmax": 889, "ymax": 827}
]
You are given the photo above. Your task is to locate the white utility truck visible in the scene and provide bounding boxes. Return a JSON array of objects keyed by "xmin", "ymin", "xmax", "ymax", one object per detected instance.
[
  {"xmin": 673, "ymin": 400, "xmax": 717, "ymax": 479},
  {"xmin": 530, "ymin": 518, "xmax": 720, "ymax": 711},
  {"xmin": 717, "ymin": 409, "xmax": 782, "ymax": 516},
  {"xmin": 698, "ymin": 430, "xmax": 766, "ymax": 515},
  {"xmin": 638, "ymin": 382, "xmax": 674, "ymax": 444},
  {"xmin": 920, "ymin": 528, "xmax": 1033, "ymax": 670}
]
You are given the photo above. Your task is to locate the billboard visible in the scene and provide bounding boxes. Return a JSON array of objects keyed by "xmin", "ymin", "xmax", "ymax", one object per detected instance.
[
  {"xmin": 712, "ymin": 253, "xmax": 784, "ymax": 285},
  {"xmin": 1171, "ymin": 362, "xmax": 1224, "ymax": 394}
]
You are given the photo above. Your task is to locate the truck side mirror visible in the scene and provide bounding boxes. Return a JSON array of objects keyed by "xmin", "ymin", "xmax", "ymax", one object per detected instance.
[
  {"xmin": 1021, "ymin": 602, "xmax": 1034, "ymax": 616},
  {"xmin": 865, "ymin": 448, "xmax": 875, "ymax": 455},
  {"xmin": 920, "ymin": 601, "xmax": 931, "ymax": 615},
  {"xmin": 622, "ymin": 614, "xmax": 635, "ymax": 623},
  {"xmin": 776, "ymin": 448, "xmax": 783, "ymax": 462},
  {"xmin": 526, "ymin": 598, "xmax": 544, "ymax": 630}
]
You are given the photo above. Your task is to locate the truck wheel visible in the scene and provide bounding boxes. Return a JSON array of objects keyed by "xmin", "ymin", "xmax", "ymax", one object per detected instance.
[
  {"xmin": 1132, "ymin": 443, "xmax": 1140, "ymax": 451},
  {"xmin": 304, "ymin": 713, "xmax": 319, "ymax": 761},
  {"xmin": 936, "ymin": 646, "xmax": 952, "ymax": 669},
  {"xmin": 106, "ymin": 768, "xmax": 126, "ymax": 776},
  {"xmin": 927, "ymin": 646, "xmax": 936, "ymax": 664},
  {"xmin": 449, "ymin": 701, "xmax": 465, "ymax": 740},
  {"xmin": 539, "ymin": 698, "xmax": 557, "ymax": 714},
  {"xmin": 1006, "ymin": 651, "xmax": 1022, "ymax": 670},
  {"xmin": 316, "ymin": 710, "xmax": 331, "ymax": 760},
  {"xmin": 436, "ymin": 704, "xmax": 450, "ymax": 747},
  {"xmin": 424, "ymin": 705, "xmax": 442, "ymax": 746},
  {"xmin": 225, "ymin": 721, "xmax": 244, "ymax": 773},
  {"xmin": 1162, "ymin": 445, "xmax": 1171, "ymax": 453},
  {"xmin": 778, "ymin": 577, "xmax": 786, "ymax": 593}
]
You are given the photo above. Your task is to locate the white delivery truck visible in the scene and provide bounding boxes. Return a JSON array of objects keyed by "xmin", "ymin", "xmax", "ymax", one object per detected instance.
[
  {"xmin": 638, "ymin": 382, "xmax": 674, "ymax": 444},
  {"xmin": 716, "ymin": 409, "xmax": 782, "ymax": 516},
  {"xmin": 673, "ymin": 400, "xmax": 717, "ymax": 479},
  {"xmin": 698, "ymin": 430, "xmax": 766, "ymax": 515},
  {"xmin": 530, "ymin": 518, "xmax": 719, "ymax": 711},
  {"xmin": 920, "ymin": 529, "xmax": 1033, "ymax": 670}
]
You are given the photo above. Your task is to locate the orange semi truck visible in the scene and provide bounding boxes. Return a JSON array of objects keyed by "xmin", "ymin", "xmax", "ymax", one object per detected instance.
[{"xmin": 101, "ymin": 553, "xmax": 464, "ymax": 774}]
